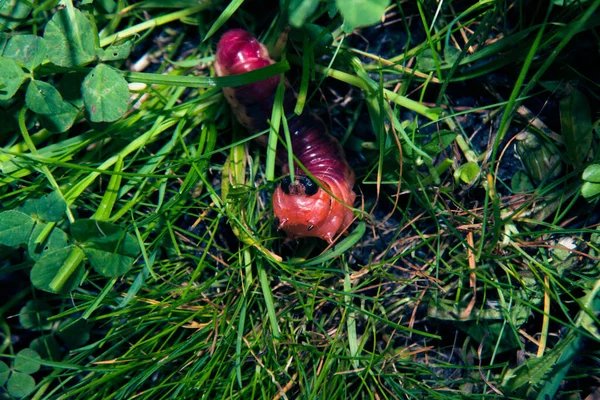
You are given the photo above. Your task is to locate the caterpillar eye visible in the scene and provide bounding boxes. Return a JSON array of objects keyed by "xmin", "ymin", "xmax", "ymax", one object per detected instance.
[
  {"xmin": 280, "ymin": 175, "xmax": 319, "ymax": 196},
  {"xmin": 307, "ymin": 225, "xmax": 314, "ymax": 231},
  {"xmin": 300, "ymin": 176, "xmax": 318, "ymax": 196},
  {"xmin": 281, "ymin": 176, "xmax": 292, "ymax": 195}
]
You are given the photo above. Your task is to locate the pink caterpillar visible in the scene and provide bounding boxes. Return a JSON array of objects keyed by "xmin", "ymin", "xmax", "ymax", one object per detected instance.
[{"xmin": 215, "ymin": 29, "xmax": 356, "ymax": 243}]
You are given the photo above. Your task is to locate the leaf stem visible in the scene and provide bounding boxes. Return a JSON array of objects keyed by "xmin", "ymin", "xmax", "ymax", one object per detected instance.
[
  {"xmin": 48, "ymin": 246, "xmax": 85, "ymax": 292},
  {"xmin": 258, "ymin": 258, "xmax": 281, "ymax": 338},
  {"xmin": 18, "ymin": 107, "xmax": 75, "ymax": 223}
]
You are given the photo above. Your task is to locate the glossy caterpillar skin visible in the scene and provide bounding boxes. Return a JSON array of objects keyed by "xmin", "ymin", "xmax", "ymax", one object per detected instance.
[{"xmin": 215, "ymin": 29, "xmax": 356, "ymax": 243}]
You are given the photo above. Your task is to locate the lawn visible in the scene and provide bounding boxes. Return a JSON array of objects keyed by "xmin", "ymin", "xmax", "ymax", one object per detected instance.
[{"xmin": 1, "ymin": 0, "xmax": 599, "ymax": 399}]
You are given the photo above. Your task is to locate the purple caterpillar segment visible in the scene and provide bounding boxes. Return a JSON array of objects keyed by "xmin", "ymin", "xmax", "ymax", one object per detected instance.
[
  {"xmin": 284, "ymin": 114, "xmax": 352, "ymax": 187},
  {"xmin": 215, "ymin": 29, "xmax": 295, "ymax": 133},
  {"xmin": 213, "ymin": 29, "xmax": 278, "ymax": 102}
]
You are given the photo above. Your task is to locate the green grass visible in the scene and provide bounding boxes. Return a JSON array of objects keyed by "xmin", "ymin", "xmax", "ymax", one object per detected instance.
[{"xmin": 1, "ymin": 0, "xmax": 600, "ymax": 399}]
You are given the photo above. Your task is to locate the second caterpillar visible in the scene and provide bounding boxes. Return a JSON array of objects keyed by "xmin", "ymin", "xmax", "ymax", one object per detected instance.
[{"xmin": 214, "ymin": 29, "xmax": 356, "ymax": 243}]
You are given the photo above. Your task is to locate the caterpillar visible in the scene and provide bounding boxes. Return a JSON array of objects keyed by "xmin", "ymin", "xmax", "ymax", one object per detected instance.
[{"xmin": 215, "ymin": 29, "xmax": 356, "ymax": 243}]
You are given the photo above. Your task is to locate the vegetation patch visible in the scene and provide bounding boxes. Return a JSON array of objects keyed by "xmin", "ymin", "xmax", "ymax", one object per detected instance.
[{"xmin": 0, "ymin": 0, "xmax": 599, "ymax": 398}]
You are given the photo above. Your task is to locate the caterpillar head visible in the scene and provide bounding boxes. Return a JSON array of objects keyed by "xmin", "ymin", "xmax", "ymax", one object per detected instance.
[
  {"xmin": 273, "ymin": 175, "xmax": 353, "ymax": 243},
  {"xmin": 280, "ymin": 175, "xmax": 319, "ymax": 196}
]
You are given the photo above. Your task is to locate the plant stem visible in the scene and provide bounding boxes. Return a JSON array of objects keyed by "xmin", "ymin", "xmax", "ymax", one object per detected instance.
[
  {"xmin": 288, "ymin": 54, "xmax": 440, "ymax": 121},
  {"xmin": 48, "ymin": 246, "xmax": 86, "ymax": 292},
  {"xmin": 99, "ymin": 3, "xmax": 211, "ymax": 47},
  {"xmin": 18, "ymin": 107, "xmax": 75, "ymax": 223}
]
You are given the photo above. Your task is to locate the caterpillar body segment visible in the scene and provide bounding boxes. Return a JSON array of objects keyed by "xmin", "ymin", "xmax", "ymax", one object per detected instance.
[{"xmin": 215, "ymin": 29, "xmax": 356, "ymax": 243}]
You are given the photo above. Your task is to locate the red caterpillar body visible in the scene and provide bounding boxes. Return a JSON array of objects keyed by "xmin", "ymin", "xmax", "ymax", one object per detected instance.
[{"xmin": 215, "ymin": 29, "xmax": 356, "ymax": 243}]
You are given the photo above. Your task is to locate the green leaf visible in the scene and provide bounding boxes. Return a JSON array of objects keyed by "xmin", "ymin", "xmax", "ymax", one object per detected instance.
[
  {"xmin": 203, "ymin": 0, "xmax": 244, "ymax": 42},
  {"xmin": 222, "ymin": 135, "xmax": 247, "ymax": 202},
  {"xmin": 582, "ymin": 164, "xmax": 600, "ymax": 183},
  {"xmin": 0, "ymin": 0, "xmax": 31, "ymax": 31},
  {"xmin": 327, "ymin": 0, "xmax": 337, "ymax": 17},
  {"xmin": 417, "ymin": 48, "xmax": 436, "ymax": 70},
  {"xmin": 7, "ymin": 371, "xmax": 35, "ymax": 398},
  {"xmin": 266, "ymin": 76, "xmax": 286, "ymax": 181},
  {"xmin": 501, "ymin": 328, "xmax": 579, "ymax": 397},
  {"xmin": 444, "ymin": 45, "xmax": 461, "ymax": 65},
  {"xmin": 18, "ymin": 300, "xmax": 53, "ymax": 330},
  {"xmin": 516, "ymin": 131, "xmax": 562, "ymax": 183},
  {"xmin": 336, "ymin": 0, "xmax": 390, "ymax": 31},
  {"xmin": 581, "ymin": 181, "xmax": 600, "ymax": 199},
  {"xmin": 19, "ymin": 191, "xmax": 67, "ymax": 222},
  {"xmin": 553, "ymin": 0, "xmax": 590, "ymax": 5},
  {"xmin": 43, "ymin": 8, "xmax": 97, "ymax": 67},
  {"xmin": 0, "ymin": 56, "xmax": 26, "ymax": 100},
  {"xmin": 57, "ymin": 318, "xmax": 90, "ymax": 348},
  {"xmin": 582, "ymin": 308, "xmax": 600, "ymax": 341},
  {"xmin": 71, "ymin": 219, "xmax": 139, "ymax": 256},
  {"xmin": 39, "ymin": 100, "xmax": 80, "ymax": 133},
  {"xmin": 30, "ymin": 246, "xmax": 86, "ymax": 294},
  {"xmin": 96, "ymin": 0, "xmax": 117, "ymax": 13},
  {"xmin": 30, "ymin": 335, "xmax": 61, "ymax": 361},
  {"xmin": 28, "ymin": 223, "xmax": 68, "ymax": 261},
  {"xmin": 454, "ymin": 161, "xmax": 480, "ymax": 184},
  {"xmin": 2, "ymin": 34, "xmax": 48, "ymax": 70},
  {"xmin": 0, "ymin": 210, "xmax": 34, "ymax": 247},
  {"xmin": 302, "ymin": 23, "xmax": 334, "ymax": 48},
  {"xmin": 71, "ymin": 219, "xmax": 139, "ymax": 277},
  {"xmin": 58, "ymin": 72, "xmax": 86, "ymax": 107},
  {"xmin": 82, "ymin": 64, "xmax": 129, "ymax": 122},
  {"xmin": 164, "ymin": 56, "xmax": 207, "ymax": 68},
  {"xmin": 84, "ymin": 247, "xmax": 135, "ymax": 277},
  {"xmin": 0, "ymin": 361, "xmax": 9, "ymax": 386},
  {"xmin": 99, "ymin": 37, "xmax": 134, "ymax": 61},
  {"xmin": 119, "ymin": 262, "xmax": 150, "ymax": 308},
  {"xmin": 92, "ymin": 155, "xmax": 123, "ymax": 220},
  {"xmin": 26, "ymin": 80, "xmax": 66, "ymax": 115},
  {"xmin": 456, "ymin": 320, "xmax": 521, "ymax": 357},
  {"xmin": 511, "ymin": 170, "xmax": 535, "ymax": 193},
  {"xmin": 579, "ymin": 285, "xmax": 600, "ymax": 341},
  {"xmin": 422, "ymin": 130, "xmax": 457, "ymax": 156},
  {"xmin": 14, "ymin": 349, "xmax": 41, "ymax": 374},
  {"xmin": 560, "ymin": 87, "xmax": 592, "ymax": 167},
  {"xmin": 293, "ymin": 222, "xmax": 366, "ymax": 267},
  {"xmin": 289, "ymin": 0, "xmax": 320, "ymax": 28},
  {"xmin": 35, "ymin": 71, "xmax": 84, "ymax": 133},
  {"xmin": 122, "ymin": 59, "xmax": 289, "ymax": 89}
]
